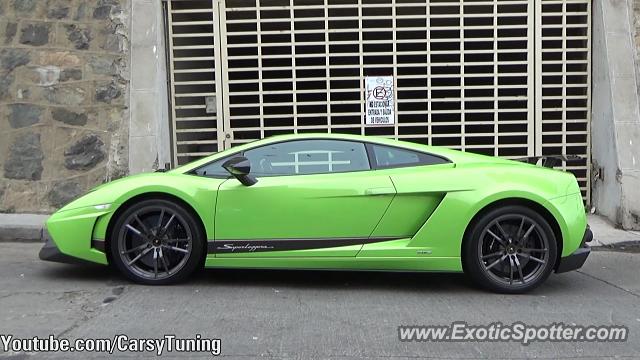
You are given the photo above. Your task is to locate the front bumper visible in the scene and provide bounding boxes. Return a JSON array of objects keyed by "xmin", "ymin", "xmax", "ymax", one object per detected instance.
[
  {"xmin": 555, "ymin": 226, "xmax": 592, "ymax": 273},
  {"xmin": 39, "ymin": 228, "xmax": 95, "ymax": 265}
]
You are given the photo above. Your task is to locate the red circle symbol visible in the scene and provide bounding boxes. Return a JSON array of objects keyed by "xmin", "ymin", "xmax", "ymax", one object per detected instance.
[{"xmin": 373, "ymin": 86, "xmax": 387, "ymax": 100}]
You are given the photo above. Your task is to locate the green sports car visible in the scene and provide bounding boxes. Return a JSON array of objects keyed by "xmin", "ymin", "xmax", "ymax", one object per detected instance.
[{"xmin": 40, "ymin": 134, "xmax": 592, "ymax": 293}]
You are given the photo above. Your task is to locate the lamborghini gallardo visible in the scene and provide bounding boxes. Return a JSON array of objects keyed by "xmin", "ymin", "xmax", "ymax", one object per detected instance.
[{"xmin": 40, "ymin": 134, "xmax": 592, "ymax": 293}]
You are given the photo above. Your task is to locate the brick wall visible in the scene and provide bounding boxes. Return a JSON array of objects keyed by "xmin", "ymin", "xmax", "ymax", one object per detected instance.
[{"xmin": 0, "ymin": 0, "xmax": 130, "ymax": 213}]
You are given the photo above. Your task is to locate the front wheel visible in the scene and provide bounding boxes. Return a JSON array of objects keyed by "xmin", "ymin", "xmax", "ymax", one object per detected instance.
[
  {"xmin": 109, "ymin": 199, "xmax": 205, "ymax": 285},
  {"xmin": 462, "ymin": 205, "xmax": 558, "ymax": 294}
]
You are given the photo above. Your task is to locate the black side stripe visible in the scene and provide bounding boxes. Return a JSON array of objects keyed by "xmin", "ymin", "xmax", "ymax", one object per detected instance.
[{"xmin": 207, "ymin": 236, "xmax": 400, "ymax": 254}]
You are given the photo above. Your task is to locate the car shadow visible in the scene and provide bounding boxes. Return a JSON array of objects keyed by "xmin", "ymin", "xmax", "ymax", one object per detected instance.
[
  {"xmin": 39, "ymin": 263, "xmax": 480, "ymax": 293},
  {"xmin": 192, "ymin": 268, "xmax": 478, "ymax": 294},
  {"xmin": 38, "ymin": 263, "xmax": 121, "ymax": 283},
  {"xmin": 37, "ymin": 263, "xmax": 586, "ymax": 296},
  {"xmin": 190, "ymin": 268, "xmax": 589, "ymax": 296}
]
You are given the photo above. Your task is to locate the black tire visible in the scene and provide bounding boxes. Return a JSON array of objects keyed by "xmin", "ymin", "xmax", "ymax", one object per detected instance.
[
  {"xmin": 109, "ymin": 199, "xmax": 205, "ymax": 285},
  {"xmin": 462, "ymin": 205, "xmax": 558, "ymax": 294}
]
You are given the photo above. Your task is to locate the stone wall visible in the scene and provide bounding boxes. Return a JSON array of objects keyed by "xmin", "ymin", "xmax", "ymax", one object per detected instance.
[{"xmin": 0, "ymin": 0, "xmax": 130, "ymax": 213}]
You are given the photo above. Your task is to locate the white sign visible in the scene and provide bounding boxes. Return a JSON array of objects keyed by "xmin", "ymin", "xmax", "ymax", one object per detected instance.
[{"xmin": 365, "ymin": 76, "xmax": 395, "ymax": 125}]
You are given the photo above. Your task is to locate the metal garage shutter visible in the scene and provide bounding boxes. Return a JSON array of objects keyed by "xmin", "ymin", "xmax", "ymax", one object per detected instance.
[
  {"xmin": 220, "ymin": 0, "xmax": 534, "ymax": 161},
  {"xmin": 537, "ymin": 0, "xmax": 591, "ymax": 200},
  {"xmin": 164, "ymin": 0, "xmax": 591, "ymax": 202},
  {"xmin": 166, "ymin": 0, "xmax": 224, "ymax": 165}
]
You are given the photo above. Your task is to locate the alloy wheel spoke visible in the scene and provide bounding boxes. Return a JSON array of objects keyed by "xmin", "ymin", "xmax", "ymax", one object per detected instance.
[
  {"xmin": 125, "ymin": 224, "xmax": 145, "ymax": 238},
  {"xmin": 159, "ymin": 247, "xmax": 170, "ymax": 275},
  {"xmin": 508, "ymin": 255, "xmax": 515, "ymax": 285},
  {"xmin": 495, "ymin": 221, "xmax": 511, "ymax": 242},
  {"xmin": 153, "ymin": 248, "xmax": 158, "ymax": 279},
  {"xmin": 521, "ymin": 247, "xmax": 548, "ymax": 253},
  {"xmin": 166, "ymin": 238, "xmax": 190, "ymax": 243},
  {"xmin": 482, "ymin": 251, "xmax": 503, "ymax": 260},
  {"xmin": 528, "ymin": 255, "xmax": 546, "ymax": 265},
  {"xmin": 162, "ymin": 245, "xmax": 189, "ymax": 254},
  {"xmin": 513, "ymin": 255, "xmax": 525, "ymax": 284},
  {"xmin": 519, "ymin": 252, "xmax": 546, "ymax": 265},
  {"xmin": 160, "ymin": 214, "xmax": 176, "ymax": 236},
  {"xmin": 127, "ymin": 247, "xmax": 152, "ymax": 266},
  {"xmin": 486, "ymin": 229, "xmax": 507, "ymax": 247},
  {"xmin": 121, "ymin": 242, "xmax": 149, "ymax": 255},
  {"xmin": 522, "ymin": 223, "xmax": 536, "ymax": 240},
  {"xmin": 134, "ymin": 215, "xmax": 152, "ymax": 237},
  {"xmin": 156, "ymin": 209, "xmax": 165, "ymax": 230},
  {"xmin": 516, "ymin": 217, "xmax": 525, "ymax": 240},
  {"xmin": 485, "ymin": 254, "xmax": 508, "ymax": 270}
]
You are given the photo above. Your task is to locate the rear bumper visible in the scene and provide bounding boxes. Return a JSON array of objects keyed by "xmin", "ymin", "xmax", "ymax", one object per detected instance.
[
  {"xmin": 555, "ymin": 226, "xmax": 592, "ymax": 273},
  {"xmin": 39, "ymin": 228, "xmax": 94, "ymax": 265}
]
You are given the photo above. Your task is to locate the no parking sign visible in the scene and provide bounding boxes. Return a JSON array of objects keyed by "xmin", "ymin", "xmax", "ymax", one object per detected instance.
[{"xmin": 365, "ymin": 76, "xmax": 395, "ymax": 125}]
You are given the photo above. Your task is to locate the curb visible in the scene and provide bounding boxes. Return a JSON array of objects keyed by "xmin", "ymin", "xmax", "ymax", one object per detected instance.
[
  {"xmin": 0, "ymin": 227, "xmax": 43, "ymax": 242},
  {"xmin": 592, "ymin": 241, "xmax": 640, "ymax": 253},
  {"xmin": 0, "ymin": 214, "xmax": 49, "ymax": 242}
]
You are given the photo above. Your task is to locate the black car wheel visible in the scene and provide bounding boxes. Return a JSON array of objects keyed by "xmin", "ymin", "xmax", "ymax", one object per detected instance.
[
  {"xmin": 463, "ymin": 205, "xmax": 558, "ymax": 293},
  {"xmin": 109, "ymin": 199, "xmax": 205, "ymax": 285}
]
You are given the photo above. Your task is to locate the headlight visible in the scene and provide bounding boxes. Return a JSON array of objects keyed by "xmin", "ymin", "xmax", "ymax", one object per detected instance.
[{"xmin": 93, "ymin": 204, "xmax": 112, "ymax": 210}]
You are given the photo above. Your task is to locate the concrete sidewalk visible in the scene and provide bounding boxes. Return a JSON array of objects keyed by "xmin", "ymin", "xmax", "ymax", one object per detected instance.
[
  {"xmin": 588, "ymin": 214, "xmax": 640, "ymax": 247},
  {"xmin": 0, "ymin": 212, "xmax": 639, "ymax": 246},
  {"xmin": 0, "ymin": 213, "xmax": 49, "ymax": 242}
]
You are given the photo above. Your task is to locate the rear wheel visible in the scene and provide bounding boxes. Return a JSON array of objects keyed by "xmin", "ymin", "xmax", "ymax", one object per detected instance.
[
  {"xmin": 109, "ymin": 199, "xmax": 204, "ymax": 285},
  {"xmin": 462, "ymin": 205, "xmax": 557, "ymax": 293}
]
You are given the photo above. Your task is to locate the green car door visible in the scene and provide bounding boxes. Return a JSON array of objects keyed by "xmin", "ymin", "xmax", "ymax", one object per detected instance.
[{"xmin": 213, "ymin": 139, "xmax": 396, "ymax": 257}]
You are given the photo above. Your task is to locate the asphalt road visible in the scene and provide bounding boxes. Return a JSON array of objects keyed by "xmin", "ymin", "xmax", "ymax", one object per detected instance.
[{"xmin": 0, "ymin": 244, "xmax": 639, "ymax": 359}]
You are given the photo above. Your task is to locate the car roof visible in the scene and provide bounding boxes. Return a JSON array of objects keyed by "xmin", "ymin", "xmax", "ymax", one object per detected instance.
[
  {"xmin": 172, "ymin": 133, "xmax": 517, "ymax": 173},
  {"xmin": 253, "ymin": 133, "xmax": 471, "ymax": 159},
  {"xmin": 249, "ymin": 133, "xmax": 430, "ymax": 151}
]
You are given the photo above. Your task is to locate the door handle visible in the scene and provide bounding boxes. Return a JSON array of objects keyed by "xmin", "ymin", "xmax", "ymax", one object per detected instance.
[{"xmin": 365, "ymin": 187, "xmax": 395, "ymax": 196}]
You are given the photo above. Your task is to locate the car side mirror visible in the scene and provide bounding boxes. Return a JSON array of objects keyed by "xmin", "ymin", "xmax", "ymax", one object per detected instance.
[{"xmin": 222, "ymin": 156, "xmax": 258, "ymax": 186}]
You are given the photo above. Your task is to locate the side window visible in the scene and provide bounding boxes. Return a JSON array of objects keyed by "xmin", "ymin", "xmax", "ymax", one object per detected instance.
[
  {"xmin": 370, "ymin": 144, "xmax": 448, "ymax": 168},
  {"xmin": 244, "ymin": 140, "xmax": 370, "ymax": 176},
  {"xmin": 193, "ymin": 156, "xmax": 233, "ymax": 177}
]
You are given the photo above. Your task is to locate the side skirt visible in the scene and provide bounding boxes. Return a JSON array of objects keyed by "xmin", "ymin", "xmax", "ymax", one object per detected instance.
[{"xmin": 204, "ymin": 256, "xmax": 463, "ymax": 272}]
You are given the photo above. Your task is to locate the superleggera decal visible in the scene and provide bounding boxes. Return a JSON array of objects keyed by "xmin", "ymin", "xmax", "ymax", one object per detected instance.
[
  {"xmin": 208, "ymin": 237, "xmax": 399, "ymax": 254},
  {"xmin": 218, "ymin": 243, "xmax": 275, "ymax": 252}
]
